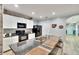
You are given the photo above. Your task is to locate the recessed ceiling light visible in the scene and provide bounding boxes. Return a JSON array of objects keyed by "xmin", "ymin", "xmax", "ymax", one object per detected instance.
[
  {"xmin": 52, "ymin": 12, "xmax": 55, "ymax": 15},
  {"xmin": 14, "ymin": 4, "xmax": 19, "ymax": 8},
  {"xmin": 40, "ymin": 16, "xmax": 43, "ymax": 18},
  {"xmin": 32, "ymin": 12, "xmax": 35, "ymax": 15}
]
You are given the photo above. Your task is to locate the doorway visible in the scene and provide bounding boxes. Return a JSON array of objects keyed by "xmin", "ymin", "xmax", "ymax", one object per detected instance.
[{"xmin": 63, "ymin": 15, "xmax": 79, "ymax": 54}]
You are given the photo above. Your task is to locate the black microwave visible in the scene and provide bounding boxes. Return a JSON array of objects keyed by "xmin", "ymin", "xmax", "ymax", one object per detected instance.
[{"xmin": 17, "ymin": 22, "xmax": 26, "ymax": 28}]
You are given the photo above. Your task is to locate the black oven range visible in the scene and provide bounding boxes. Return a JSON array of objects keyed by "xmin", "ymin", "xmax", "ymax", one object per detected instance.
[{"xmin": 16, "ymin": 30, "xmax": 28, "ymax": 42}]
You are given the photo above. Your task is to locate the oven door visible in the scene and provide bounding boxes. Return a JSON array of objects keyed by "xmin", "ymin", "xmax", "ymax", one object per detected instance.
[{"xmin": 19, "ymin": 34, "xmax": 28, "ymax": 42}]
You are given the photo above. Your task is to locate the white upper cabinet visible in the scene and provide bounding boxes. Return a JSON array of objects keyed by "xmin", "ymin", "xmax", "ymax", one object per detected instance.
[
  {"xmin": 21, "ymin": 18, "xmax": 27, "ymax": 23},
  {"xmin": 3, "ymin": 14, "xmax": 17, "ymax": 28},
  {"xmin": 3, "ymin": 14, "xmax": 33, "ymax": 29},
  {"xmin": 21, "ymin": 18, "xmax": 33, "ymax": 28},
  {"xmin": 27, "ymin": 20, "xmax": 33, "ymax": 28},
  {"xmin": 17, "ymin": 17, "xmax": 24, "ymax": 23}
]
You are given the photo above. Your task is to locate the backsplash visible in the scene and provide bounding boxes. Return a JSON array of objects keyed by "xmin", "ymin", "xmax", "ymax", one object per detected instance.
[
  {"xmin": 3, "ymin": 28, "xmax": 32, "ymax": 34},
  {"xmin": 3, "ymin": 29, "xmax": 16, "ymax": 34}
]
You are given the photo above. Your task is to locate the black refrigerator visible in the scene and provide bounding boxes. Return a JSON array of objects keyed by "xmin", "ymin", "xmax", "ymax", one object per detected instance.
[{"xmin": 32, "ymin": 25, "xmax": 42, "ymax": 37}]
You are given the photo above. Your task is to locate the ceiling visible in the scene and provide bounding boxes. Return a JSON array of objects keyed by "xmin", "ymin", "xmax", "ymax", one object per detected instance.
[
  {"xmin": 66, "ymin": 15, "xmax": 79, "ymax": 23},
  {"xmin": 4, "ymin": 4, "xmax": 79, "ymax": 20}
]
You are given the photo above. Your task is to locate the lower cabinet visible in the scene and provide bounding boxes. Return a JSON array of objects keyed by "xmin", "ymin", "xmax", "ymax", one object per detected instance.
[
  {"xmin": 27, "ymin": 33, "xmax": 35, "ymax": 46},
  {"xmin": 28, "ymin": 33, "xmax": 35, "ymax": 39},
  {"xmin": 3, "ymin": 36, "xmax": 18, "ymax": 52}
]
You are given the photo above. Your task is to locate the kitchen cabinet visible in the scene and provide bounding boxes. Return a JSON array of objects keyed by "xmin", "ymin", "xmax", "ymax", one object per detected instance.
[
  {"xmin": 27, "ymin": 20, "xmax": 33, "ymax": 28},
  {"xmin": 17, "ymin": 18, "xmax": 33, "ymax": 28},
  {"xmin": 10, "ymin": 36, "xmax": 18, "ymax": 44},
  {"xmin": 3, "ymin": 36, "xmax": 18, "ymax": 52},
  {"xmin": 17, "ymin": 18, "xmax": 24, "ymax": 23},
  {"xmin": 3, "ymin": 14, "xmax": 33, "ymax": 29},
  {"xmin": 21, "ymin": 18, "xmax": 27, "ymax": 23},
  {"xmin": 28, "ymin": 33, "xmax": 35, "ymax": 39},
  {"xmin": 3, "ymin": 37, "xmax": 11, "ymax": 52},
  {"xmin": 3, "ymin": 14, "xmax": 18, "ymax": 28},
  {"xmin": 3, "ymin": 14, "xmax": 25, "ymax": 28},
  {"xmin": 27, "ymin": 33, "xmax": 35, "ymax": 46}
]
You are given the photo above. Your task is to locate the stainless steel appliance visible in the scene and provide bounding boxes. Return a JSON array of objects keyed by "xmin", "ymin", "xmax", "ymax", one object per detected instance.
[
  {"xmin": 16, "ymin": 30, "xmax": 28, "ymax": 42},
  {"xmin": 32, "ymin": 25, "xmax": 42, "ymax": 37},
  {"xmin": 17, "ymin": 22, "xmax": 26, "ymax": 28}
]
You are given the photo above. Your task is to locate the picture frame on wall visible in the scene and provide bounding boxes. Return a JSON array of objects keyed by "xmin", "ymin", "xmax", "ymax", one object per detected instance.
[
  {"xmin": 59, "ymin": 25, "xmax": 64, "ymax": 29},
  {"xmin": 52, "ymin": 24, "xmax": 57, "ymax": 28}
]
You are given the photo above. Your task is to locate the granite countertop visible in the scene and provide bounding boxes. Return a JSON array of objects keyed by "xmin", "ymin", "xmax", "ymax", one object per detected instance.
[
  {"xmin": 3, "ymin": 33, "xmax": 17, "ymax": 38},
  {"xmin": 3, "ymin": 35, "xmax": 18, "ymax": 38},
  {"xmin": 3, "ymin": 32, "xmax": 35, "ymax": 38}
]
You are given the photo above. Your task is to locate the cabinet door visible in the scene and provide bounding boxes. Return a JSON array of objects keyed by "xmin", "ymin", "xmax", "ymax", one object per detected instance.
[
  {"xmin": 17, "ymin": 17, "xmax": 23, "ymax": 23},
  {"xmin": 3, "ymin": 14, "xmax": 12, "ymax": 28},
  {"xmin": 11, "ymin": 36, "xmax": 18, "ymax": 44},
  {"xmin": 3, "ymin": 14, "xmax": 17, "ymax": 28},
  {"xmin": 3, "ymin": 37, "xmax": 11, "ymax": 52},
  {"xmin": 9, "ymin": 16, "xmax": 18, "ymax": 28},
  {"xmin": 21, "ymin": 18, "xmax": 27, "ymax": 23},
  {"xmin": 27, "ymin": 33, "xmax": 35, "ymax": 46},
  {"xmin": 27, "ymin": 20, "xmax": 33, "ymax": 28},
  {"xmin": 28, "ymin": 33, "xmax": 35, "ymax": 39},
  {"xmin": 3, "ymin": 36, "xmax": 18, "ymax": 52},
  {"xmin": 18, "ymin": 18, "xmax": 33, "ymax": 28}
]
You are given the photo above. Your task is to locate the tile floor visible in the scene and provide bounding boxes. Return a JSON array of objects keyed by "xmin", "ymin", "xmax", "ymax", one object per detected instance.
[
  {"xmin": 63, "ymin": 35, "xmax": 79, "ymax": 55},
  {"xmin": 3, "ymin": 50, "xmax": 15, "ymax": 55},
  {"xmin": 3, "ymin": 35, "xmax": 79, "ymax": 55}
]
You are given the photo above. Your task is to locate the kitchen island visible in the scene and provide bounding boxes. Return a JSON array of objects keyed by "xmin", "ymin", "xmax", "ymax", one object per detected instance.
[{"xmin": 9, "ymin": 35, "xmax": 63, "ymax": 55}]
